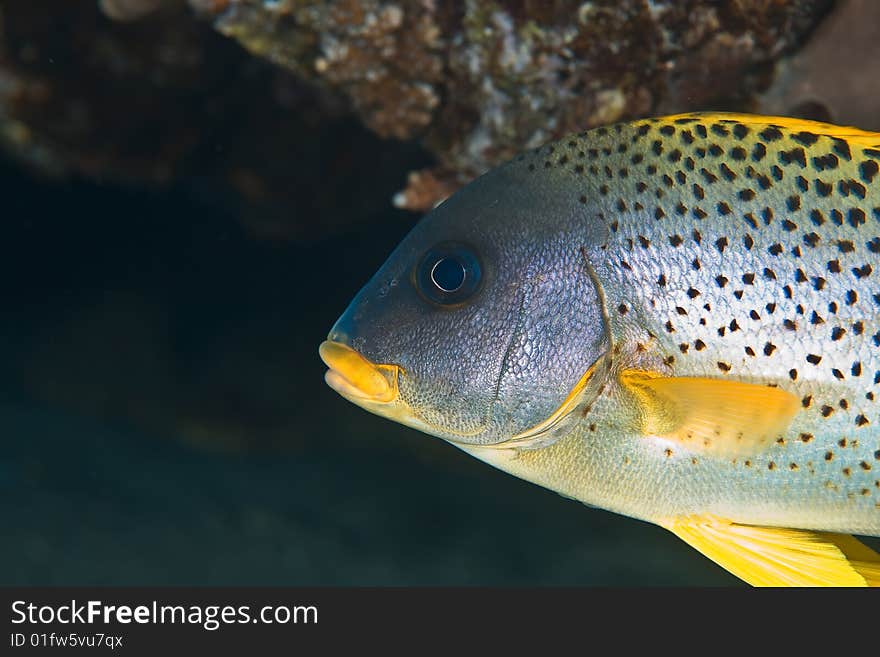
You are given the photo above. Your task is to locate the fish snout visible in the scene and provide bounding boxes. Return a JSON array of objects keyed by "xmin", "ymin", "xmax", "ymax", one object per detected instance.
[{"xmin": 319, "ymin": 340, "xmax": 400, "ymax": 404}]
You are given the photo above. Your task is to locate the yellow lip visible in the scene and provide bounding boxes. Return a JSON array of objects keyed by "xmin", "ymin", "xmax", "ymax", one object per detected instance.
[{"xmin": 319, "ymin": 340, "xmax": 400, "ymax": 404}]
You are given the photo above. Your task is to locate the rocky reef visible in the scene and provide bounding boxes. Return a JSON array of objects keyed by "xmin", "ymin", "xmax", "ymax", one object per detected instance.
[
  {"xmin": 197, "ymin": 0, "xmax": 835, "ymax": 209},
  {"xmin": 0, "ymin": 0, "xmax": 843, "ymax": 224}
]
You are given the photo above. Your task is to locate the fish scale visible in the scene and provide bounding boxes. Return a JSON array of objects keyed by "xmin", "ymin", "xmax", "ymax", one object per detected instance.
[{"xmin": 505, "ymin": 114, "xmax": 880, "ymax": 535}]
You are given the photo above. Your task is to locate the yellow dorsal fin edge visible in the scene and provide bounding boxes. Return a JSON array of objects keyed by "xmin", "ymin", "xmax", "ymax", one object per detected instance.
[
  {"xmin": 657, "ymin": 112, "xmax": 880, "ymax": 149},
  {"xmin": 662, "ymin": 515, "xmax": 880, "ymax": 587}
]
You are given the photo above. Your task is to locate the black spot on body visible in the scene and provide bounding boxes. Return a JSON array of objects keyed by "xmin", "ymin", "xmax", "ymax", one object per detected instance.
[
  {"xmin": 813, "ymin": 153, "xmax": 838, "ymax": 171},
  {"xmin": 780, "ymin": 147, "xmax": 806, "ymax": 168},
  {"xmin": 752, "ymin": 143, "xmax": 767, "ymax": 161},
  {"xmin": 792, "ymin": 131, "xmax": 819, "ymax": 146},
  {"xmin": 832, "ymin": 139, "xmax": 852, "ymax": 160},
  {"xmin": 853, "ymin": 264, "xmax": 872, "ymax": 279},
  {"xmin": 815, "ymin": 179, "xmax": 832, "ymax": 197},
  {"xmin": 759, "ymin": 127, "xmax": 783, "ymax": 142},
  {"xmin": 849, "ymin": 208, "xmax": 866, "ymax": 227}
]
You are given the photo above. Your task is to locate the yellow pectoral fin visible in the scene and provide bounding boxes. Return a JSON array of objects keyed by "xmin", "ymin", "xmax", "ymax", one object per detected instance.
[
  {"xmin": 662, "ymin": 515, "xmax": 880, "ymax": 587},
  {"xmin": 620, "ymin": 371, "xmax": 800, "ymax": 457}
]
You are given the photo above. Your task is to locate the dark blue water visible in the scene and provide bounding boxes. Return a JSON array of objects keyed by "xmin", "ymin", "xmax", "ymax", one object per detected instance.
[{"xmin": 0, "ymin": 156, "xmax": 736, "ymax": 586}]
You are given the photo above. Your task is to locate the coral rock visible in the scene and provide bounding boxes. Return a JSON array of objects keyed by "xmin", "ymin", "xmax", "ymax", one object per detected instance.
[{"xmin": 199, "ymin": 0, "xmax": 834, "ymax": 208}]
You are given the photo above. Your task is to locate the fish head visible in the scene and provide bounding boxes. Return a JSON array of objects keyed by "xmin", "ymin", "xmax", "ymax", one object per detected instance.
[{"xmin": 321, "ymin": 160, "xmax": 611, "ymax": 446}]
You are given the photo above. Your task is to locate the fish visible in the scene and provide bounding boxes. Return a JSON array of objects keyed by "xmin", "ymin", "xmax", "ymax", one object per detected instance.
[{"xmin": 320, "ymin": 113, "xmax": 880, "ymax": 586}]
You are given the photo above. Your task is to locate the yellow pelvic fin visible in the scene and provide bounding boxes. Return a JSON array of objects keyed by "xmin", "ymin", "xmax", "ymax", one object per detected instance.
[
  {"xmin": 659, "ymin": 112, "xmax": 880, "ymax": 149},
  {"xmin": 662, "ymin": 515, "xmax": 880, "ymax": 587},
  {"xmin": 620, "ymin": 371, "xmax": 799, "ymax": 457}
]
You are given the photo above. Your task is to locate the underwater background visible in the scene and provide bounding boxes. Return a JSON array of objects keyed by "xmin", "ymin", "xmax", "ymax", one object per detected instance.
[{"xmin": 2, "ymin": 0, "xmax": 877, "ymax": 586}]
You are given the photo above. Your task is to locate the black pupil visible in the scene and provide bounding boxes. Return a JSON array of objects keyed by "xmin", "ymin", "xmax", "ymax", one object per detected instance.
[{"xmin": 430, "ymin": 257, "xmax": 465, "ymax": 292}]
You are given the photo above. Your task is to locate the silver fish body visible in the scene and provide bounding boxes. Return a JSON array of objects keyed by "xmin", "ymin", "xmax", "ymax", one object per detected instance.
[
  {"xmin": 463, "ymin": 115, "xmax": 880, "ymax": 537},
  {"xmin": 322, "ymin": 113, "xmax": 880, "ymax": 585}
]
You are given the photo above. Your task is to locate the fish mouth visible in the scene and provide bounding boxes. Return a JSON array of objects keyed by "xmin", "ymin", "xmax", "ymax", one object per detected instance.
[
  {"xmin": 319, "ymin": 339, "xmax": 466, "ymax": 439},
  {"xmin": 319, "ymin": 340, "xmax": 401, "ymax": 404}
]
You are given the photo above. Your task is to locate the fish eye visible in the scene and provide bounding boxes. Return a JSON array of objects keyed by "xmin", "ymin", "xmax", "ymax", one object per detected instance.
[{"xmin": 416, "ymin": 243, "xmax": 482, "ymax": 306}]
